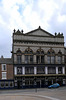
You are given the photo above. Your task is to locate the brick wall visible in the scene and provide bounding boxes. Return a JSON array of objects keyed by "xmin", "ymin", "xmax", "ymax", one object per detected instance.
[{"xmin": 7, "ymin": 64, "xmax": 14, "ymax": 79}]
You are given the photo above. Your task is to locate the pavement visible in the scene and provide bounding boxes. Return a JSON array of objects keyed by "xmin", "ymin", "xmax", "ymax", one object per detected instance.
[{"xmin": 0, "ymin": 87, "xmax": 66, "ymax": 100}]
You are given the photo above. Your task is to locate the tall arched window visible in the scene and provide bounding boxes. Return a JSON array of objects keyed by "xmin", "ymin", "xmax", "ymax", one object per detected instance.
[
  {"xmin": 17, "ymin": 49, "xmax": 22, "ymax": 64},
  {"xmin": 25, "ymin": 48, "xmax": 33, "ymax": 64},
  {"xmin": 36, "ymin": 49, "xmax": 44, "ymax": 64},
  {"xmin": 58, "ymin": 51, "xmax": 62, "ymax": 64},
  {"xmin": 47, "ymin": 49, "xmax": 55, "ymax": 64}
]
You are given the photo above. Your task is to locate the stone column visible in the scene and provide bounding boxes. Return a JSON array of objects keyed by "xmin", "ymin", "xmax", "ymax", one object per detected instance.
[
  {"xmin": 22, "ymin": 55, "xmax": 25, "ymax": 64},
  {"xmin": 45, "ymin": 66, "xmax": 48, "ymax": 74},
  {"xmin": 14, "ymin": 67, "xmax": 17, "ymax": 75},
  {"xmin": 62, "ymin": 67, "xmax": 65, "ymax": 74},
  {"xmin": 34, "ymin": 55, "xmax": 36, "ymax": 64},
  {"xmin": 34, "ymin": 67, "xmax": 37, "ymax": 74},
  {"xmin": 62, "ymin": 56, "xmax": 64, "ymax": 64},
  {"xmin": 22, "ymin": 67, "xmax": 25, "ymax": 75},
  {"xmin": 56, "ymin": 66, "xmax": 58, "ymax": 74},
  {"xmin": 14, "ymin": 54, "xmax": 17, "ymax": 64},
  {"xmin": 55, "ymin": 55, "xmax": 58, "ymax": 64},
  {"xmin": 45, "ymin": 55, "xmax": 47, "ymax": 64}
]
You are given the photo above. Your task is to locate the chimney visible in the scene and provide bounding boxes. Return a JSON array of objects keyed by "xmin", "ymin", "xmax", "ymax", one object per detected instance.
[{"xmin": 1, "ymin": 55, "xmax": 4, "ymax": 59}]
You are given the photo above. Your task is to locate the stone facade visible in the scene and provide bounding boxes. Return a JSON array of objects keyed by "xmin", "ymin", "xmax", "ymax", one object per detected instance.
[{"xmin": 12, "ymin": 26, "xmax": 66, "ymax": 89}]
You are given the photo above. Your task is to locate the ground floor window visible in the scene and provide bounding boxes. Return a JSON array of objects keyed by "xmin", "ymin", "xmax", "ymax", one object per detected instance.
[
  {"xmin": 9, "ymin": 82, "xmax": 14, "ymax": 87},
  {"xmin": 1, "ymin": 82, "xmax": 4, "ymax": 88},
  {"xmin": 0, "ymin": 80, "xmax": 14, "ymax": 88},
  {"xmin": 5, "ymin": 82, "xmax": 9, "ymax": 87}
]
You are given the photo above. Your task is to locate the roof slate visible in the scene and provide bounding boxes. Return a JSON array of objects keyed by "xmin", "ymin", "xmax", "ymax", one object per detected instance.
[{"xmin": 0, "ymin": 58, "xmax": 13, "ymax": 64}]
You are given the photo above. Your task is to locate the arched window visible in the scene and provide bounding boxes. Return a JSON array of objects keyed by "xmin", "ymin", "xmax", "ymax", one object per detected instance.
[
  {"xmin": 36, "ymin": 49, "xmax": 44, "ymax": 64},
  {"xmin": 58, "ymin": 51, "xmax": 62, "ymax": 64},
  {"xmin": 25, "ymin": 48, "xmax": 33, "ymax": 64},
  {"xmin": 17, "ymin": 49, "xmax": 22, "ymax": 64},
  {"xmin": 47, "ymin": 49, "xmax": 55, "ymax": 64}
]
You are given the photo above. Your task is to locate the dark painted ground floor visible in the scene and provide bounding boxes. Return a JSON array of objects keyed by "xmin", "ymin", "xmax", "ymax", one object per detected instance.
[{"xmin": 0, "ymin": 75, "xmax": 66, "ymax": 89}]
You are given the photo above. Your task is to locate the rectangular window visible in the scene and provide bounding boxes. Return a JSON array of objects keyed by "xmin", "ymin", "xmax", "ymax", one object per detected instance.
[
  {"xmin": 17, "ymin": 55, "xmax": 21, "ymax": 64},
  {"xmin": 51, "ymin": 56, "xmax": 55, "ymax": 64},
  {"xmin": 2, "ymin": 64, "xmax": 6, "ymax": 71},
  {"xmin": 36, "ymin": 56, "xmax": 40, "ymax": 64},
  {"xmin": 48, "ymin": 67, "xmax": 56, "ymax": 74},
  {"xmin": 58, "ymin": 67, "xmax": 62, "ymax": 74},
  {"xmin": 37, "ymin": 67, "xmax": 45, "ymax": 74},
  {"xmin": 41, "ymin": 56, "xmax": 44, "ymax": 63},
  {"xmin": 25, "ymin": 67, "xmax": 34, "ymax": 74},
  {"xmin": 58, "ymin": 56, "xmax": 62, "ymax": 64},
  {"xmin": 25, "ymin": 55, "xmax": 29, "ymax": 63},
  {"xmin": 2, "ymin": 72, "xmax": 7, "ymax": 79},
  {"xmin": 47, "ymin": 56, "xmax": 50, "ymax": 64},
  {"xmin": 30, "ymin": 55, "xmax": 33, "ymax": 63},
  {"xmin": 17, "ymin": 67, "xmax": 22, "ymax": 74}
]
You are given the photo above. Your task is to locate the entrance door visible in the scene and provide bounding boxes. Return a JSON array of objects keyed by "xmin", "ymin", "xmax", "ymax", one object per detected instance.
[
  {"xmin": 37, "ymin": 81, "xmax": 40, "ymax": 88},
  {"xmin": 17, "ymin": 78, "xmax": 22, "ymax": 89},
  {"xmin": 41, "ymin": 80, "xmax": 45, "ymax": 87},
  {"xmin": 17, "ymin": 80, "xmax": 21, "ymax": 89}
]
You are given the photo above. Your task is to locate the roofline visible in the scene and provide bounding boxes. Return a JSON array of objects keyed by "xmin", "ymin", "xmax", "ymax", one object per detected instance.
[{"xmin": 25, "ymin": 26, "xmax": 54, "ymax": 36}]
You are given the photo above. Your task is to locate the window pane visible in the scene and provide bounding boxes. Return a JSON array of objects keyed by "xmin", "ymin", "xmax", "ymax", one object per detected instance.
[
  {"xmin": 9, "ymin": 82, "xmax": 14, "ymax": 87},
  {"xmin": 25, "ymin": 67, "xmax": 34, "ymax": 74},
  {"xmin": 5, "ymin": 82, "xmax": 8, "ymax": 87},
  {"xmin": 2, "ymin": 72, "xmax": 6, "ymax": 79},
  {"xmin": 2, "ymin": 64, "xmax": 6, "ymax": 71},
  {"xmin": 37, "ymin": 67, "xmax": 45, "ymax": 74},
  {"xmin": 51, "ymin": 56, "xmax": 55, "ymax": 64},
  {"xmin": 1, "ymin": 82, "xmax": 4, "ymax": 88},
  {"xmin": 48, "ymin": 67, "xmax": 56, "ymax": 74},
  {"xmin": 41, "ymin": 56, "xmax": 44, "ymax": 63},
  {"xmin": 47, "ymin": 56, "xmax": 50, "ymax": 64},
  {"xmin": 36, "ymin": 56, "xmax": 40, "ymax": 64},
  {"xmin": 30, "ymin": 55, "xmax": 33, "ymax": 63},
  {"xmin": 17, "ymin": 67, "xmax": 22, "ymax": 74},
  {"xmin": 25, "ymin": 55, "xmax": 29, "ymax": 63},
  {"xmin": 41, "ymin": 51, "xmax": 44, "ymax": 54},
  {"xmin": 58, "ymin": 56, "xmax": 62, "ymax": 64},
  {"xmin": 17, "ymin": 55, "xmax": 21, "ymax": 64},
  {"xmin": 58, "ymin": 67, "xmax": 62, "ymax": 74}
]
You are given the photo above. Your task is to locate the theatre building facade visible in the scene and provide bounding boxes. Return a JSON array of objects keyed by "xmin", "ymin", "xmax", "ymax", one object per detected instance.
[{"xmin": 12, "ymin": 26, "xmax": 66, "ymax": 89}]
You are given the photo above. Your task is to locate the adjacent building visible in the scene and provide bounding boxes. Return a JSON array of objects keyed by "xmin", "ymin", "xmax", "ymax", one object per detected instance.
[
  {"xmin": 0, "ymin": 56, "xmax": 14, "ymax": 89},
  {"xmin": 0, "ymin": 26, "xmax": 66, "ymax": 89}
]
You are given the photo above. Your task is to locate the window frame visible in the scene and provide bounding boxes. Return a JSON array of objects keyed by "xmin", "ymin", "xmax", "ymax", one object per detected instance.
[
  {"xmin": 2, "ymin": 64, "xmax": 6, "ymax": 71},
  {"xmin": 47, "ymin": 49, "xmax": 55, "ymax": 64},
  {"xmin": 2, "ymin": 72, "xmax": 7, "ymax": 79}
]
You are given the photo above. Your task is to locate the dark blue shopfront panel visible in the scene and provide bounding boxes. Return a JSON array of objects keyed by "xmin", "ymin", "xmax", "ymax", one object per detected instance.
[{"xmin": 0, "ymin": 80, "xmax": 14, "ymax": 89}]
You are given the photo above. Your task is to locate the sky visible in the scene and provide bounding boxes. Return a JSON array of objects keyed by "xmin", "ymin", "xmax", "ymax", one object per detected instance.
[{"xmin": 0, "ymin": 0, "xmax": 66, "ymax": 58}]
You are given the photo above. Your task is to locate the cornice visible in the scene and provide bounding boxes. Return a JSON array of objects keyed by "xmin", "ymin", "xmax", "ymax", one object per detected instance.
[{"xmin": 13, "ymin": 40, "xmax": 64, "ymax": 45}]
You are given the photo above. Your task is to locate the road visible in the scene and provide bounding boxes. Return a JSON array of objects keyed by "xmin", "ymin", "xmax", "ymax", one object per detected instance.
[{"xmin": 0, "ymin": 87, "xmax": 66, "ymax": 100}]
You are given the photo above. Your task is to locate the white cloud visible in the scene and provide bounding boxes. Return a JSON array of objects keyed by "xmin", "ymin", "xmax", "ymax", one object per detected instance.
[{"xmin": 0, "ymin": 0, "xmax": 66, "ymax": 57}]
